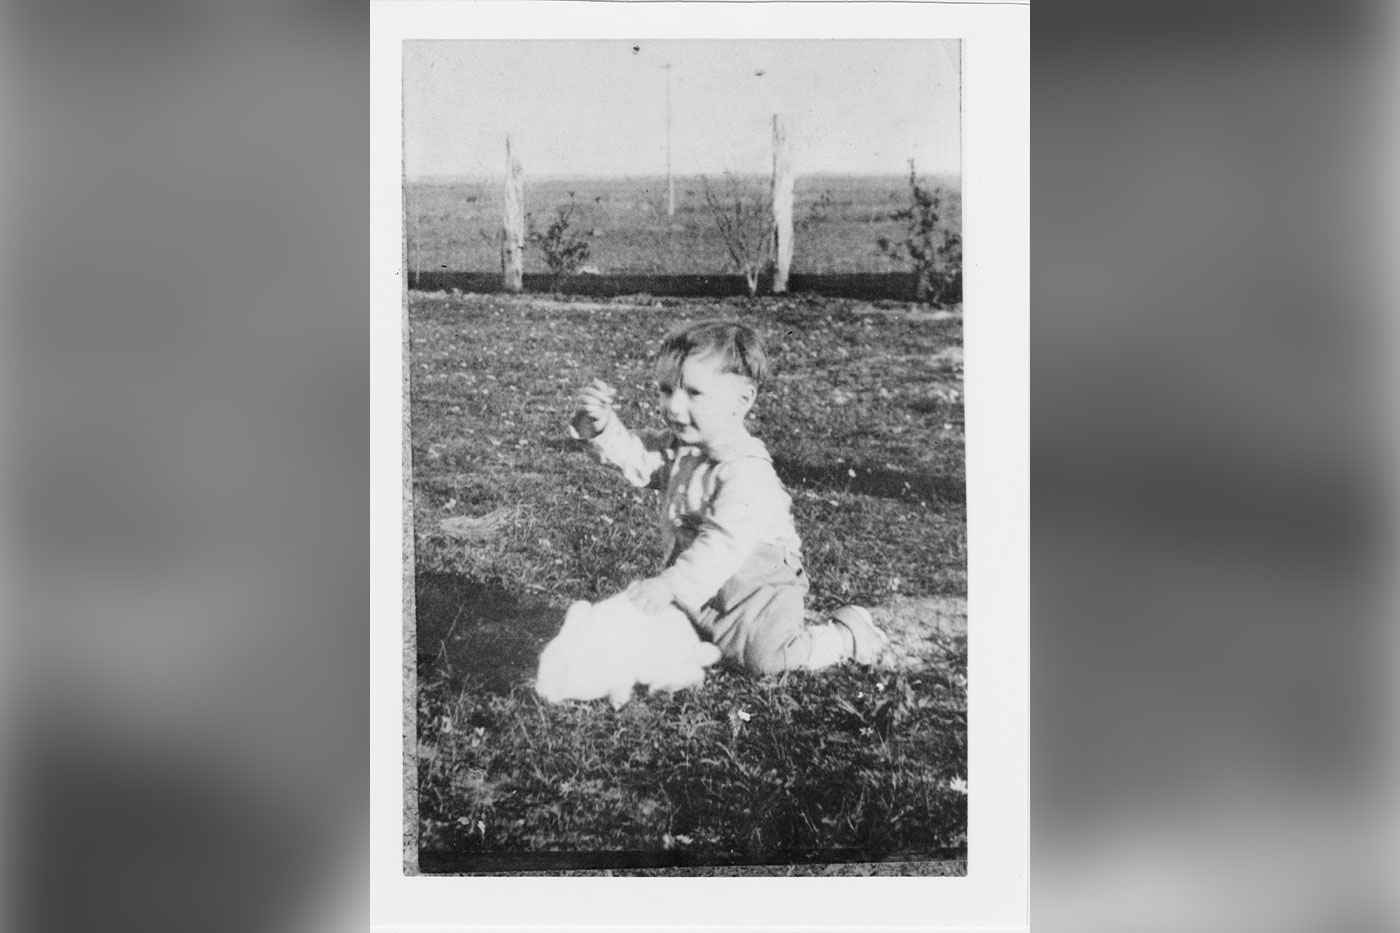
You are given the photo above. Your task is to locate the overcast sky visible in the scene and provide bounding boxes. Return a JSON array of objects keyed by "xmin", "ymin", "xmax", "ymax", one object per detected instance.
[{"xmin": 404, "ymin": 39, "xmax": 960, "ymax": 179}]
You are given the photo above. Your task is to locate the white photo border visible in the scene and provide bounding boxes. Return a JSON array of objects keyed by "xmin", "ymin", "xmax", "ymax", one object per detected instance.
[{"xmin": 371, "ymin": 2, "xmax": 1028, "ymax": 929}]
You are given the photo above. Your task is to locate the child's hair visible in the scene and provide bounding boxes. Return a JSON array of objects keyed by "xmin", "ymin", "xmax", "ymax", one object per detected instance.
[{"xmin": 654, "ymin": 320, "xmax": 769, "ymax": 388}]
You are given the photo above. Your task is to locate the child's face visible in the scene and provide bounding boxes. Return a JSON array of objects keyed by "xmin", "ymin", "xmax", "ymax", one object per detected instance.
[{"xmin": 658, "ymin": 352, "xmax": 756, "ymax": 449}]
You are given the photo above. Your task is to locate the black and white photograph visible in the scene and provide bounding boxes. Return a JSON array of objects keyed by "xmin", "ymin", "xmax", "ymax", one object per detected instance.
[
  {"xmin": 404, "ymin": 37, "xmax": 968, "ymax": 875},
  {"xmin": 374, "ymin": 7, "xmax": 1024, "ymax": 921}
]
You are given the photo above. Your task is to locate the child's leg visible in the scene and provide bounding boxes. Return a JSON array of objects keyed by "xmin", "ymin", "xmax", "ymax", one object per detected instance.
[
  {"xmin": 716, "ymin": 596, "xmax": 875, "ymax": 673},
  {"xmin": 696, "ymin": 546, "xmax": 887, "ymax": 673},
  {"xmin": 755, "ymin": 617, "xmax": 850, "ymax": 672},
  {"xmin": 694, "ymin": 544, "xmax": 808, "ymax": 673}
]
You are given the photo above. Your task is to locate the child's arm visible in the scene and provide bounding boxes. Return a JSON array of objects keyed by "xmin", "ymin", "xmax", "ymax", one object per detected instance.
[
  {"xmin": 643, "ymin": 457, "xmax": 790, "ymax": 613},
  {"xmin": 570, "ymin": 379, "xmax": 671, "ymax": 489}
]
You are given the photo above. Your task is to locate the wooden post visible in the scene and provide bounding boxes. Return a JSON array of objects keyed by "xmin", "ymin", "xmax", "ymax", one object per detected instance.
[
  {"xmin": 502, "ymin": 136, "xmax": 525, "ymax": 292},
  {"xmin": 665, "ymin": 64, "xmax": 675, "ymax": 217},
  {"xmin": 771, "ymin": 114, "xmax": 794, "ymax": 294},
  {"xmin": 407, "ymin": 184, "xmax": 420, "ymax": 286}
]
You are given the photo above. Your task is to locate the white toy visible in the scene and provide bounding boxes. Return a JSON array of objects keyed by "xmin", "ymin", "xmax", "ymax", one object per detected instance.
[{"xmin": 535, "ymin": 592, "xmax": 723, "ymax": 709}]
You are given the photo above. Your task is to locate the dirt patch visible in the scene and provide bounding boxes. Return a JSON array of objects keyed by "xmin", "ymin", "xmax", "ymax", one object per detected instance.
[
  {"xmin": 869, "ymin": 595, "xmax": 967, "ymax": 670},
  {"xmin": 929, "ymin": 345, "xmax": 964, "ymax": 368},
  {"xmin": 437, "ymin": 505, "xmax": 523, "ymax": 540}
]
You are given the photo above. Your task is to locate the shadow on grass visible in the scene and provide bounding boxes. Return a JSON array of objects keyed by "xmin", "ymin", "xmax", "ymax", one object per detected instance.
[
  {"xmin": 415, "ymin": 573, "xmax": 560, "ymax": 695},
  {"xmin": 773, "ymin": 459, "xmax": 965, "ymax": 507}
]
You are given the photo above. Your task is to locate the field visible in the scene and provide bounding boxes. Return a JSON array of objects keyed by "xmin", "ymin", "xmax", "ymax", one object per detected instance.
[
  {"xmin": 409, "ymin": 290, "xmax": 968, "ymax": 872},
  {"xmin": 406, "ymin": 173, "xmax": 961, "ymax": 277}
]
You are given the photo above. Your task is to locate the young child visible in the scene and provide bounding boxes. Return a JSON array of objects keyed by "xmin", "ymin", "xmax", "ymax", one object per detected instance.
[{"xmin": 569, "ymin": 320, "xmax": 888, "ymax": 674}]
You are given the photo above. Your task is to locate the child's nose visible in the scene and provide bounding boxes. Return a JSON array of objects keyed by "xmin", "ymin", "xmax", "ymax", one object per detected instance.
[{"xmin": 665, "ymin": 391, "xmax": 687, "ymax": 418}]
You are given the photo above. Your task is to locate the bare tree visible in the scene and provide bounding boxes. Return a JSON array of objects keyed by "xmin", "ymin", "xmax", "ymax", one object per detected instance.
[{"xmin": 699, "ymin": 172, "xmax": 774, "ymax": 298}]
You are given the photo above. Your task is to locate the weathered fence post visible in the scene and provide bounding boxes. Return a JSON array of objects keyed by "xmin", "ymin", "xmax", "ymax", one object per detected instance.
[
  {"xmin": 771, "ymin": 114, "xmax": 794, "ymax": 294},
  {"xmin": 665, "ymin": 63, "xmax": 676, "ymax": 217},
  {"xmin": 502, "ymin": 135, "xmax": 525, "ymax": 292},
  {"xmin": 406, "ymin": 183, "xmax": 420, "ymax": 287}
]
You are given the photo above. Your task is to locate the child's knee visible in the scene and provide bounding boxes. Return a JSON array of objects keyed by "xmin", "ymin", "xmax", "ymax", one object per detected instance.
[
  {"xmin": 741, "ymin": 642, "xmax": 792, "ymax": 675},
  {"xmin": 709, "ymin": 584, "xmax": 806, "ymax": 673},
  {"xmin": 740, "ymin": 627, "xmax": 808, "ymax": 674}
]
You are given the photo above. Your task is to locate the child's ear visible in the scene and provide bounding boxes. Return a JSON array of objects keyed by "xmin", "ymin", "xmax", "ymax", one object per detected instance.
[{"xmin": 734, "ymin": 381, "xmax": 757, "ymax": 415}]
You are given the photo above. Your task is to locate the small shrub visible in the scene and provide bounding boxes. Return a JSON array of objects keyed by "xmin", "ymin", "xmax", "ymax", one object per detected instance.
[
  {"xmin": 527, "ymin": 193, "xmax": 593, "ymax": 288},
  {"xmin": 877, "ymin": 161, "xmax": 962, "ymax": 307}
]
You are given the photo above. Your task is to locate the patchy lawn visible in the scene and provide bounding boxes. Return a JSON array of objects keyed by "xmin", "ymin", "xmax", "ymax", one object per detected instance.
[{"xmin": 409, "ymin": 291, "xmax": 967, "ymax": 872}]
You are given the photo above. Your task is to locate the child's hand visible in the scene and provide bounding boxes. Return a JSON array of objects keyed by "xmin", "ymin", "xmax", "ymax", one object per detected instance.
[
  {"xmin": 627, "ymin": 577, "xmax": 676, "ymax": 615},
  {"xmin": 572, "ymin": 379, "xmax": 618, "ymax": 438}
]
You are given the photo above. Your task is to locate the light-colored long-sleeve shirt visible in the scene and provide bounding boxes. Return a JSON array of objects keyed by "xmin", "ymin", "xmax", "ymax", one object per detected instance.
[{"xmin": 573, "ymin": 414, "xmax": 802, "ymax": 613}]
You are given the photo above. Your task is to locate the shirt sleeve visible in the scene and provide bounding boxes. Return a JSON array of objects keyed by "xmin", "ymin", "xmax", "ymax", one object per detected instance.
[
  {"xmin": 656, "ymin": 456, "xmax": 788, "ymax": 611},
  {"xmin": 569, "ymin": 410, "xmax": 672, "ymax": 490}
]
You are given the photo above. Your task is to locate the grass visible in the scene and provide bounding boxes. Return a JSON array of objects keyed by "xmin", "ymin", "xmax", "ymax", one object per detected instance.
[
  {"xmin": 406, "ymin": 173, "xmax": 961, "ymax": 276},
  {"xmin": 410, "ymin": 291, "xmax": 966, "ymax": 872}
]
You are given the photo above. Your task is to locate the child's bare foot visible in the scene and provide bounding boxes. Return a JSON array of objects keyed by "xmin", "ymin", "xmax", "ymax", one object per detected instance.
[{"xmin": 831, "ymin": 605, "xmax": 889, "ymax": 665}]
